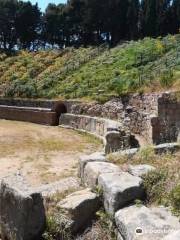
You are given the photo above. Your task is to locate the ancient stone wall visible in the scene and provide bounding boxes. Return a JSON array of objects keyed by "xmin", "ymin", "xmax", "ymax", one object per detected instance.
[
  {"xmin": 66, "ymin": 92, "xmax": 180, "ymax": 144},
  {"xmin": 151, "ymin": 93, "xmax": 180, "ymax": 144},
  {"xmin": 0, "ymin": 99, "xmax": 67, "ymax": 125},
  {"xmin": 64, "ymin": 94, "xmax": 159, "ymax": 143}
]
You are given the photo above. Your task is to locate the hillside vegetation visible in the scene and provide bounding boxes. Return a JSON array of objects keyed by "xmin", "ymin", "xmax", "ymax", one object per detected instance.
[{"xmin": 0, "ymin": 34, "xmax": 180, "ymax": 101}]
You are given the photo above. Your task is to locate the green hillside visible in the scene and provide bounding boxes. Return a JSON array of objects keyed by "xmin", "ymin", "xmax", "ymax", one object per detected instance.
[{"xmin": 1, "ymin": 34, "xmax": 180, "ymax": 101}]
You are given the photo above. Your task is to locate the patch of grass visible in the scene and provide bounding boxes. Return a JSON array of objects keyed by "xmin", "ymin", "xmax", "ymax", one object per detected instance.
[
  {"xmin": 108, "ymin": 150, "xmax": 180, "ymax": 216},
  {"xmin": 142, "ymin": 169, "xmax": 168, "ymax": 205},
  {"xmin": 170, "ymin": 185, "xmax": 180, "ymax": 216},
  {"xmin": 43, "ymin": 213, "xmax": 73, "ymax": 240}
]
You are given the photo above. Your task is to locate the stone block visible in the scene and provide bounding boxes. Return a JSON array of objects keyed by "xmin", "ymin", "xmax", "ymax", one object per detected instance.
[
  {"xmin": 0, "ymin": 181, "xmax": 46, "ymax": 240},
  {"xmin": 128, "ymin": 164, "xmax": 155, "ymax": 177},
  {"xmin": 163, "ymin": 230, "xmax": 180, "ymax": 240},
  {"xmin": 83, "ymin": 162, "xmax": 121, "ymax": 188},
  {"xmin": 154, "ymin": 143, "xmax": 180, "ymax": 154},
  {"xmin": 57, "ymin": 189, "xmax": 100, "ymax": 233},
  {"xmin": 78, "ymin": 152, "xmax": 106, "ymax": 180},
  {"xmin": 115, "ymin": 205, "xmax": 180, "ymax": 240},
  {"xmin": 98, "ymin": 172, "xmax": 144, "ymax": 215}
]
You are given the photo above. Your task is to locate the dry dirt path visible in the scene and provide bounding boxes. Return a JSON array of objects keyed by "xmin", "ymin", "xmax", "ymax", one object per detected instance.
[{"xmin": 0, "ymin": 120, "xmax": 102, "ymax": 187}]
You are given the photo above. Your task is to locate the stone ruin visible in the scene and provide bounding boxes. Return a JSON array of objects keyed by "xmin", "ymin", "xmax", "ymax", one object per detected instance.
[
  {"xmin": 0, "ymin": 91, "xmax": 179, "ymax": 153},
  {"xmin": 0, "ymin": 91, "xmax": 180, "ymax": 239},
  {"xmin": 62, "ymin": 91, "xmax": 180, "ymax": 147}
]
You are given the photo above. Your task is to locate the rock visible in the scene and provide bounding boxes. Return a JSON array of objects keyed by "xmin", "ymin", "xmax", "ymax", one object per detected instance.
[
  {"xmin": 105, "ymin": 131, "xmax": 130, "ymax": 154},
  {"xmin": 128, "ymin": 164, "xmax": 156, "ymax": 177},
  {"xmin": 163, "ymin": 230, "xmax": 180, "ymax": 240},
  {"xmin": 57, "ymin": 189, "xmax": 100, "ymax": 233},
  {"xmin": 98, "ymin": 172, "xmax": 144, "ymax": 215},
  {"xmin": 110, "ymin": 148, "xmax": 139, "ymax": 158},
  {"xmin": 83, "ymin": 162, "xmax": 121, "ymax": 188},
  {"xmin": 117, "ymin": 233, "xmax": 123, "ymax": 240},
  {"xmin": 0, "ymin": 181, "xmax": 45, "ymax": 240},
  {"xmin": 78, "ymin": 152, "xmax": 106, "ymax": 180},
  {"xmin": 115, "ymin": 205, "xmax": 180, "ymax": 240},
  {"xmin": 33, "ymin": 177, "xmax": 80, "ymax": 198},
  {"xmin": 154, "ymin": 143, "xmax": 180, "ymax": 154}
]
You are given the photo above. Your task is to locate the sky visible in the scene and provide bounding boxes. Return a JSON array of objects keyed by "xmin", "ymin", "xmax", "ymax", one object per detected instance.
[{"xmin": 24, "ymin": 0, "xmax": 67, "ymax": 12}]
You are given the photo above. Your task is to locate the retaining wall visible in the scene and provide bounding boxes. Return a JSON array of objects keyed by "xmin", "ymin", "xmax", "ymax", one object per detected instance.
[
  {"xmin": 59, "ymin": 113, "xmax": 122, "ymax": 137},
  {"xmin": 65, "ymin": 92, "xmax": 180, "ymax": 144},
  {"xmin": 0, "ymin": 98, "xmax": 67, "ymax": 126}
]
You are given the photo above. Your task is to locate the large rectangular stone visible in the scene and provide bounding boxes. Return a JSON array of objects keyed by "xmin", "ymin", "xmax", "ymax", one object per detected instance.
[
  {"xmin": 98, "ymin": 172, "xmax": 144, "ymax": 215},
  {"xmin": 84, "ymin": 162, "xmax": 121, "ymax": 188},
  {"xmin": 115, "ymin": 206, "xmax": 180, "ymax": 240},
  {"xmin": 0, "ymin": 181, "xmax": 46, "ymax": 240}
]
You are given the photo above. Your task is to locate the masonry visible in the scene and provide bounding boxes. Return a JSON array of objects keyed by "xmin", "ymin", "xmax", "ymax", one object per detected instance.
[
  {"xmin": 63, "ymin": 91, "xmax": 180, "ymax": 145},
  {"xmin": 0, "ymin": 92, "xmax": 179, "ymax": 144},
  {"xmin": 0, "ymin": 98, "xmax": 67, "ymax": 126}
]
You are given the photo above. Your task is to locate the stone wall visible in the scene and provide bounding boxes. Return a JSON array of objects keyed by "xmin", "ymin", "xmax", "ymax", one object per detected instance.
[
  {"xmin": 0, "ymin": 98, "xmax": 67, "ymax": 126},
  {"xmin": 65, "ymin": 92, "xmax": 180, "ymax": 144},
  {"xmin": 64, "ymin": 94, "xmax": 159, "ymax": 143},
  {"xmin": 151, "ymin": 93, "xmax": 180, "ymax": 144},
  {"xmin": 59, "ymin": 113, "xmax": 123, "ymax": 137},
  {"xmin": 59, "ymin": 113, "xmax": 132, "ymax": 153}
]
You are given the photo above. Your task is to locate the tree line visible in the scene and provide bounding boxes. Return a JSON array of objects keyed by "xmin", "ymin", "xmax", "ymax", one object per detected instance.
[{"xmin": 0, "ymin": 0, "xmax": 180, "ymax": 51}]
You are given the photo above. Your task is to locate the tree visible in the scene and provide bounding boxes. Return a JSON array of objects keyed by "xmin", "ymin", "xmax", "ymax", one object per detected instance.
[
  {"xmin": 15, "ymin": 1, "xmax": 41, "ymax": 50},
  {"xmin": 127, "ymin": 0, "xmax": 140, "ymax": 39},
  {"xmin": 0, "ymin": 0, "xmax": 17, "ymax": 51}
]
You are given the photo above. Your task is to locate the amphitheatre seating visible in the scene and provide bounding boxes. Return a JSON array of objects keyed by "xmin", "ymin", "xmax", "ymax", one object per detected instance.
[{"xmin": 0, "ymin": 99, "xmax": 67, "ymax": 126}]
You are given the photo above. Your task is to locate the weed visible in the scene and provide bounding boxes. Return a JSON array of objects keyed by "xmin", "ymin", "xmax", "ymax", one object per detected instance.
[{"xmin": 142, "ymin": 169, "xmax": 168, "ymax": 205}]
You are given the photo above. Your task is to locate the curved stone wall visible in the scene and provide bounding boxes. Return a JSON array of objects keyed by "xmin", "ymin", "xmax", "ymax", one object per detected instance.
[{"xmin": 59, "ymin": 113, "xmax": 132, "ymax": 153}]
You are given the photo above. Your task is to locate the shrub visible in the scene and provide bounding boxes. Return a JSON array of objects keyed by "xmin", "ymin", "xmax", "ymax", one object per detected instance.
[
  {"xmin": 142, "ymin": 169, "xmax": 168, "ymax": 205},
  {"xmin": 160, "ymin": 69, "xmax": 174, "ymax": 87},
  {"xmin": 137, "ymin": 146, "xmax": 155, "ymax": 163},
  {"xmin": 43, "ymin": 213, "xmax": 72, "ymax": 240},
  {"xmin": 170, "ymin": 185, "xmax": 180, "ymax": 216}
]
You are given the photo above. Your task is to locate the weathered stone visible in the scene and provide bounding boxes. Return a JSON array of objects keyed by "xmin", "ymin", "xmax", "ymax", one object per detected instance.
[
  {"xmin": 115, "ymin": 205, "xmax": 180, "ymax": 240},
  {"xmin": 154, "ymin": 143, "xmax": 180, "ymax": 154},
  {"xmin": 128, "ymin": 164, "xmax": 156, "ymax": 177},
  {"xmin": 117, "ymin": 233, "xmax": 123, "ymax": 240},
  {"xmin": 98, "ymin": 172, "xmax": 144, "ymax": 215},
  {"xmin": 110, "ymin": 148, "xmax": 139, "ymax": 158},
  {"xmin": 0, "ymin": 181, "xmax": 46, "ymax": 240},
  {"xmin": 33, "ymin": 177, "xmax": 80, "ymax": 198},
  {"xmin": 163, "ymin": 230, "xmax": 180, "ymax": 240},
  {"xmin": 105, "ymin": 131, "xmax": 130, "ymax": 154},
  {"xmin": 57, "ymin": 189, "xmax": 100, "ymax": 233},
  {"xmin": 83, "ymin": 162, "xmax": 121, "ymax": 188},
  {"xmin": 78, "ymin": 152, "xmax": 106, "ymax": 179}
]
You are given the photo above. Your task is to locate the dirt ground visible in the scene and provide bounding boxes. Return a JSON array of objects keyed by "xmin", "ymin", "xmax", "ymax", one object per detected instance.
[{"xmin": 0, "ymin": 120, "xmax": 102, "ymax": 187}]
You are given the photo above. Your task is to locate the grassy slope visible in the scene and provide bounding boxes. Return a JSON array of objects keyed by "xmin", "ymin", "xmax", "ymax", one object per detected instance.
[{"xmin": 0, "ymin": 34, "xmax": 180, "ymax": 100}]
